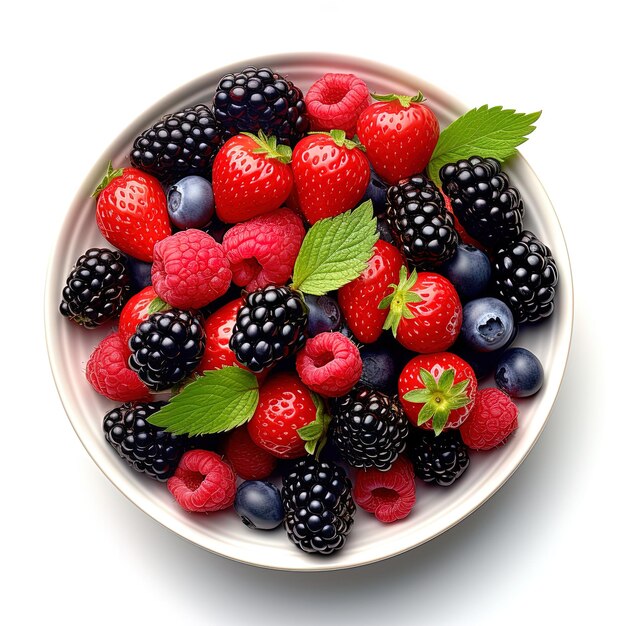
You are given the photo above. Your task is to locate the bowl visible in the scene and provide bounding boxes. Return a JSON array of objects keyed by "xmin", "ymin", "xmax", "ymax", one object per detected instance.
[{"xmin": 45, "ymin": 53, "xmax": 573, "ymax": 571}]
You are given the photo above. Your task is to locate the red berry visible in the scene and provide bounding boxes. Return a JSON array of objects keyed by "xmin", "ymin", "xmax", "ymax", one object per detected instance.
[
  {"xmin": 442, "ymin": 192, "xmax": 488, "ymax": 252},
  {"xmin": 291, "ymin": 131, "xmax": 370, "ymax": 224},
  {"xmin": 213, "ymin": 132, "xmax": 294, "ymax": 223},
  {"xmin": 94, "ymin": 164, "xmax": 171, "ymax": 262},
  {"xmin": 224, "ymin": 427, "xmax": 277, "ymax": 480},
  {"xmin": 222, "ymin": 208, "xmax": 305, "ymax": 291},
  {"xmin": 296, "ymin": 332, "xmax": 362, "ymax": 397},
  {"xmin": 353, "ymin": 456, "xmax": 416, "ymax": 523},
  {"xmin": 118, "ymin": 286, "xmax": 165, "ymax": 360},
  {"xmin": 398, "ymin": 352, "xmax": 477, "ymax": 433},
  {"xmin": 86, "ymin": 333, "xmax": 150, "ymax": 402},
  {"xmin": 460, "ymin": 388, "xmax": 518, "ymax": 450},
  {"xmin": 151, "ymin": 229, "xmax": 231, "ymax": 309},
  {"xmin": 197, "ymin": 298, "xmax": 245, "ymax": 373},
  {"xmin": 305, "ymin": 73, "xmax": 370, "ymax": 137},
  {"xmin": 247, "ymin": 372, "xmax": 316, "ymax": 459},
  {"xmin": 357, "ymin": 94, "xmax": 439, "ymax": 185},
  {"xmin": 338, "ymin": 240, "xmax": 404, "ymax": 343},
  {"xmin": 167, "ymin": 450, "xmax": 237, "ymax": 513},
  {"xmin": 381, "ymin": 267, "xmax": 462, "ymax": 353}
]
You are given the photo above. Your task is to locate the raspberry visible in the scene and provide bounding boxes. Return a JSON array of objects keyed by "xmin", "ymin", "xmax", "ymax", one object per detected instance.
[
  {"xmin": 353, "ymin": 456, "xmax": 416, "ymax": 523},
  {"xmin": 152, "ymin": 229, "xmax": 231, "ymax": 309},
  {"xmin": 221, "ymin": 208, "xmax": 305, "ymax": 291},
  {"xmin": 459, "ymin": 388, "xmax": 519, "ymax": 450},
  {"xmin": 167, "ymin": 449, "xmax": 236, "ymax": 513},
  {"xmin": 296, "ymin": 332, "xmax": 362, "ymax": 397},
  {"xmin": 86, "ymin": 333, "xmax": 150, "ymax": 402},
  {"xmin": 224, "ymin": 427, "xmax": 277, "ymax": 480},
  {"xmin": 305, "ymin": 73, "xmax": 370, "ymax": 137}
]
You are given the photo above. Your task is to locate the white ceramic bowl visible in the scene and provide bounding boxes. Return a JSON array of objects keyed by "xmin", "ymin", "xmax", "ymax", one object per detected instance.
[{"xmin": 45, "ymin": 53, "xmax": 573, "ymax": 571}]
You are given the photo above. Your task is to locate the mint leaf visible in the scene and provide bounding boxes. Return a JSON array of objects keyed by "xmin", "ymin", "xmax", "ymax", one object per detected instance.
[
  {"xmin": 147, "ymin": 366, "xmax": 259, "ymax": 436},
  {"xmin": 291, "ymin": 200, "xmax": 378, "ymax": 295},
  {"xmin": 427, "ymin": 105, "xmax": 541, "ymax": 186}
]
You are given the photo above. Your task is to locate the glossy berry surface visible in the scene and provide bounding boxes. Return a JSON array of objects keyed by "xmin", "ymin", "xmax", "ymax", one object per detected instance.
[
  {"xmin": 60, "ymin": 247, "xmax": 130, "ymax": 328},
  {"xmin": 409, "ymin": 428, "xmax": 469, "ymax": 487},
  {"xmin": 230, "ymin": 286, "xmax": 307, "ymax": 372},
  {"xmin": 495, "ymin": 347, "xmax": 544, "ymax": 397},
  {"xmin": 303, "ymin": 294, "xmax": 342, "ymax": 336},
  {"xmin": 440, "ymin": 243, "xmax": 491, "ymax": 301},
  {"xmin": 127, "ymin": 257, "xmax": 152, "ymax": 293},
  {"xmin": 493, "ymin": 230, "xmax": 558, "ymax": 323},
  {"xmin": 167, "ymin": 175, "xmax": 214, "ymax": 229},
  {"xmin": 282, "ymin": 458, "xmax": 355, "ymax": 555},
  {"xmin": 128, "ymin": 310, "xmax": 205, "ymax": 391},
  {"xmin": 103, "ymin": 401, "xmax": 188, "ymax": 481},
  {"xmin": 235, "ymin": 480, "xmax": 285, "ymax": 530},
  {"xmin": 358, "ymin": 343, "xmax": 398, "ymax": 394},
  {"xmin": 461, "ymin": 297, "xmax": 516, "ymax": 353},
  {"xmin": 362, "ymin": 168, "xmax": 389, "ymax": 215}
]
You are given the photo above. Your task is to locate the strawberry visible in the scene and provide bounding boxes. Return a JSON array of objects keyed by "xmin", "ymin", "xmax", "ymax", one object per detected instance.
[
  {"xmin": 247, "ymin": 372, "xmax": 317, "ymax": 459},
  {"xmin": 291, "ymin": 130, "xmax": 370, "ymax": 224},
  {"xmin": 379, "ymin": 267, "xmax": 462, "ymax": 353},
  {"xmin": 442, "ymin": 192, "xmax": 488, "ymax": 252},
  {"xmin": 356, "ymin": 93, "xmax": 439, "ymax": 185},
  {"xmin": 398, "ymin": 352, "xmax": 477, "ymax": 433},
  {"xmin": 338, "ymin": 240, "xmax": 404, "ymax": 343},
  {"xmin": 93, "ymin": 162, "xmax": 171, "ymax": 262},
  {"xmin": 213, "ymin": 131, "xmax": 293, "ymax": 223},
  {"xmin": 118, "ymin": 286, "xmax": 170, "ymax": 360}
]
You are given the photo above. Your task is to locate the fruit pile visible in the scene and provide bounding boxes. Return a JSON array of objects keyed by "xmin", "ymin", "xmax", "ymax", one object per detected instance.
[{"xmin": 60, "ymin": 66, "xmax": 558, "ymax": 556}]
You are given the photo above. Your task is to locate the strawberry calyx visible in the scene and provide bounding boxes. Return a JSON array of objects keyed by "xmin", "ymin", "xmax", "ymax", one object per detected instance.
[
  {"xmin": 147, "ymin": 296, "xmax": 171, "ymax": 315},
  {"xmin": 309, "ymin": 129, "xmax": 365, "ymax": 151},
  {"xmin": 241, "ymin": 130, "xmax": 292, "ymax": 164},
  {"xmin": 403, "ymin": 368, "xmax": 471, "ymax": 435},
  {"xmin": 92, "ymin": 160, "xmax": 124, "ymax": 197},
  {"xmin": 371, "ymin": 92, "xmax": 426, "ymax": 108},
  {"xmin": 297, "ymin": 393, "xmax": 332, "ymax": 459},
  {"xmin": 378, "ymin": 266, "xmax": 422, "ymax": 336}
]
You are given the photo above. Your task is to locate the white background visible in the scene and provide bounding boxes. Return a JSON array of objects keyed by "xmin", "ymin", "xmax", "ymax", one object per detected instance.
[{"xmin": 2, "ymin": 1, "xmax": 624, "ymax": 623}]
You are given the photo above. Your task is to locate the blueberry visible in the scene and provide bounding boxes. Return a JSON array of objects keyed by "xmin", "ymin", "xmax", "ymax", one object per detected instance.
[
  {"xmin": 361, "ymin": 168, "xmax": 389, "ymax": 215},
  {"xmin": 167, "ymin": 176, "xmax": 214, "ymax": 229},
  {"xmin": 495, "ymin": 347, "xmax": 544, "ymax": 397},
  {"xmin": 234, "ymin": 480, "xmax": 284, "ymax": 530},
  {"xmin": 359, "ymin": 343, "xmax": 398, "ymax": 393},
  {"xmin": 451, "ymin": 327, "xmax": 517, "ymax": 380},
  {"xmin": 127, "ymin": 257, "xmax": 152, "ymax": 293},
  {"xmin": 461, "ymin": 297, "xmax": 515, "ymax": 352},
  {"xmin": 376, "ymin": 218, "xmax": 395, "ymax": 244},
  {"xmin": 440, "ymin": 243, "xmax": 491, "ymax": 301},
  {"xmin": 304, "ymin": 294, "xmax": 342, "ymax": 336}
]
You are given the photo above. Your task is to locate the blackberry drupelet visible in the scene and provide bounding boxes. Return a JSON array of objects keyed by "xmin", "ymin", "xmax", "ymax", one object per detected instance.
[
  {"xmin": 130, "ymin": 104, "xmax": 223, "ymax": 182},
  {"xmin": 409, "ymin": 428, "xmax": 469, "ymax": 487},
  {"xmin": 331, "ymin": 387, "xmax": 410, "ymax": 470},
  {"xmin": 493, "ymin": 230, "xmax": 558, "ymax": 323},
  {"xmin": 103, "ymin": 402, "xmax": 188, "ymax": 481},
  {"xmin": 128, "ymin": 310, "xmax": 205, "ymax": 391},
  {"xmin": 60, "ymin": 247, "xmax": 130, "ymax": 328},
  {"xmin": 387, "ymin": 174, "xmax": 458, "ymax": 267},
  {"xmin": 440, "ymin": 156, "xmax": 524, "ymax": 248},
  {"xmin": 229, "ymin": 286, "xmax": 307, "ymax": 373},
  {"xmin": 282, "ymin": 458, "xmax": 355, "ymax": 555},
  {"xmin": 213, "ymin": 66, "xmax": 309, "ymax": 146}
]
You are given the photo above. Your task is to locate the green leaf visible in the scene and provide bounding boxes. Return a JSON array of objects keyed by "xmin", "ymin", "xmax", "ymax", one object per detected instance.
[
  {"xmin": 419, "ymin": 368, "xmax": 438, "ymax": 392},
  {"xmin": 371, "ymin": 92, "xmax": 425, "ymax": 108},
  {"xmin": 432, "ymin": 407, "xmax": 450, "ymax": 435},
  {"xmin": 427, "ymin": 105, "xmax": 541, "ymax": 186},
  {"xmin": 417, "ymin": 402, "xmax": 436, "ymax": 426},
  {"xmin": 308, "ymin": 129, "xmax": 365, "ymax": 151},
  {"xmin": 241, "ymin": 130, "xmax": 292, "ymax": 163},
  {"xmin": 92, "ymin": 160, "xmax": 124, "ymax": 197},
  {"xmin": 447, "ymin": 395, "xmax": 472, "ymax": 411},
  {"xmin": 403, "ymin": 388, "xmax": 432, "ymax": 403},
  {"xmin": 147, "ymin": 296, "xmax": 171, "ymax": 315},
  {"xmin": 147, "ymin": 366, "xmax": 259, "ymax": 436},
  {"xmin": 297, "ymin": 393, "xmax": 332, "ymax": 458},
  {"xmin": 291, "ymin": 200, "xmax": 378, "ymax": 295},
  {"xmin": 437, "ymin": 369, "xmax": 455, "ymax": 394}
]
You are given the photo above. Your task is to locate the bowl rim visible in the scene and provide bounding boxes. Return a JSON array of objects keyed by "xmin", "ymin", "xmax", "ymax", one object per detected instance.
[{"xmin": 45, "ymin": 52, "xmax": 574, "ymax": 571}]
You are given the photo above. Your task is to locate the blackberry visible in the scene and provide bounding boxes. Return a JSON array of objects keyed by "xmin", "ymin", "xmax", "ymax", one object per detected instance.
[
  {"xmin": 130, "ymin": 104, "xmax": 223, "ymax": 182},
  {"xmin": 440, "ymin": 156, "xmax": 524, "ymax": 248},
  {"xmin": 229, "ymin": 286, "xmax": 307, "ymax": 373},
  {"xmin": 282, "ymin": 458, "xmax": 355, "ymax": 555},
  {"xmin": 331, "ymin": 388, "xmax": 410, "ymax": 470},
  {"xmin": 60, "ymin": 247, "xmax": 130, "ymax": 328},
  {"xmin": 128, "ymin": 310, "xmax": 205, "ymax": 391},
  {"xmin": 387, "ymin": 174, "xmax": 458, "ymax": 268},
  {"xmin": 103, "ymin": 402, "xmax": 188, "ymax": 481},
  {"xmin": 493, "ymin": 230, "xmax": 558, "ymax": 323},
  {"xmin": 409, "ymin": 428, "xmax": 469, "ymax": 487},
  {"xmin": 213, "ymin": 66, "xmax": 309, "ymax": 146}
]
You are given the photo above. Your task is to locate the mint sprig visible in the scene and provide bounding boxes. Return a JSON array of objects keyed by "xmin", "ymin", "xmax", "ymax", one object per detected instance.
[
  {"xmin": 291, "ymin": 200, "xmax": 378, "ymax": 295},
  {"xmin": 427, "ymin": 105, "xmax": 541, "ymax": 186},
  {"xmin": 297, "ymin": 393, "xmax": 333, "ymax": 458},
  {"xmin": 147, "ymin": 366, "xmax": 259, "ymax": 436}
]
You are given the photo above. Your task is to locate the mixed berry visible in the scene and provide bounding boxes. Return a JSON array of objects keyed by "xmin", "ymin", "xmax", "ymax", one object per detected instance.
[{"xmin": 59, "ymin": 65, "xmax": 558, "ymax": 556}]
